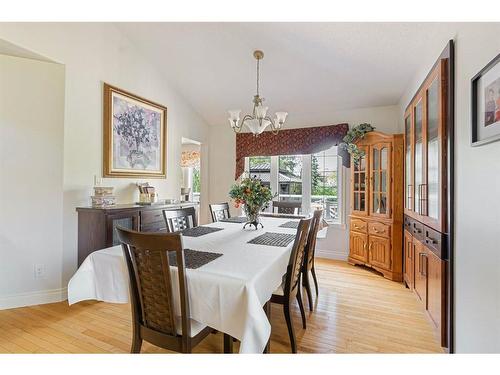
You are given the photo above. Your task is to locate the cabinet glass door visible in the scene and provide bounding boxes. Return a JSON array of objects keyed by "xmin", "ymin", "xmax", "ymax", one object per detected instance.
[
  {"xmin": 370, "ymin": 143, "xmax": 391, "ymax": 217},
  {"xmin": 414, "ymin": 98, "xmax": 424, "ymax": 216},
  {"xmin": 404, "ymin": 113, "xmax": 413, "ymax": 212},
  {"xmin": 426, "ymin": 77, "xmax": 439, "ymax": 220},
  {"xmin": 351, "ymin": 146, "xmax": 368, "ymax": 215}
]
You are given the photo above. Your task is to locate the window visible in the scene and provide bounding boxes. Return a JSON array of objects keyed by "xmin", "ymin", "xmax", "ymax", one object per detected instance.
[
  {"xmin": 244, "ymin": 148, "xmax": 344, "ymax": 224},
  {"xmin": 248, "ymin": 156, "xmax": 271, "ymax": 189},
  {"xmin": 192, "ymin": 164, "xmax": 201, "ymax": 203},
  {"xmin": 278, "ymin": 155, "xmax": 302, "ymax": 203},
  {"xmin": 312, "ymin": 146, "xmax": 341, "ymax": 223}
]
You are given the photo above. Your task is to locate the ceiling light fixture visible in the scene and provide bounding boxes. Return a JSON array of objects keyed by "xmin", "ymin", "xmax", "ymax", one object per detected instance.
[{"xmin": 228, "ymin": 50, "xmax": 287, "ymax": 136}]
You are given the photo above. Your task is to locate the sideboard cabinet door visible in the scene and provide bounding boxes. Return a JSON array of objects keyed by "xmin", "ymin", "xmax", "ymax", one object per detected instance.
[{"xmin": 106, "ymin": 212, "xmax": 139, "ymax": 247}]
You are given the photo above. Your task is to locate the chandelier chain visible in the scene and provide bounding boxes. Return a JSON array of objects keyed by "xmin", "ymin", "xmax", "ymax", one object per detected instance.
[{"xmin": 256, "ymin": 58, "xmax": 260, "ymax": 96}]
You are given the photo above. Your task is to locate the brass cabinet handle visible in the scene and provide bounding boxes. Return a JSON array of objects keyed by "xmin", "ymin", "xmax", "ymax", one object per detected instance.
[{"xmin": 373, "ymin": 228, "xmax": 380, "ymax": 233}]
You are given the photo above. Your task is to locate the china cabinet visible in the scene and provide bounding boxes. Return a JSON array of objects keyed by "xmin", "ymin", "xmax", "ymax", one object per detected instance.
[
  {"xmin": 402, "ymin": 41, "xmax": 453, "ymax": 351},
  {"xmin": 348, "ymin": 131, "xmax": 404, "ymax": 282},
  {"xmin": 404, "ymin": 60, "xmax": 447, "ymax": 232}
]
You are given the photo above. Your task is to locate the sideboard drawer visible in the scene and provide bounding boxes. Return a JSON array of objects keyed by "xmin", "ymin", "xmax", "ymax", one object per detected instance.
[
  {"xmin": 141, "ymin": 209, "xmax": 165, "ymax": 225},
  {"xmin": 368, "ymin": 222, "xmax": 391, "ymax": 238},
  {"xmin": 350, "ymin": 218, "xmax": 367, "ymax": 233}
]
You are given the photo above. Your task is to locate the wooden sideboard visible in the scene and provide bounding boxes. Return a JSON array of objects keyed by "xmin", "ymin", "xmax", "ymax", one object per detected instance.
[
  {"xmin": 348, "ymin": 131, "xmax": 404, "ymax": 282},
  {"xmin": 76, "ymin": 202, "xmax": 199, "ymax": 266}
]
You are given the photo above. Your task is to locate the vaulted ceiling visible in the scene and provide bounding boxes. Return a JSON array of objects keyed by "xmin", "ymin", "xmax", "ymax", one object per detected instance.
[{"xmin": 116, "ymin": 23, "xmax": 458, "ymax": 127}]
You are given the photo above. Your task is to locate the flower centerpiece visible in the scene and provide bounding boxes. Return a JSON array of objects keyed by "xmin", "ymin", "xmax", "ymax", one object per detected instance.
[{"xmin": 229, "ymin": 176, "xmax": 275, "ymax": 229}]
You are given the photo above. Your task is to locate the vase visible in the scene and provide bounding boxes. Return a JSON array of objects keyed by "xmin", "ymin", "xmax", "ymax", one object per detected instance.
[{"xmin": 243, "ymin": 205, "xmax": 264, "ymax": 230}]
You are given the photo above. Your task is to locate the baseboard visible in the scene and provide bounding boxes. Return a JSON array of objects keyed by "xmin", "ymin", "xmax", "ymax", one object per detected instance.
[
  {"xmin": 0, "ymin": 287, "xmax": 68, "ymax": 310},
  {"xmin": 315, "ymin": 249, "xmax": 348, "ymax": 261}
]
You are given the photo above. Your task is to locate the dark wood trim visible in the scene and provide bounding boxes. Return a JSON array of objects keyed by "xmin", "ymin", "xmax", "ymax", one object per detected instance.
[{"xmin": 446, "ymin": 40, "xmax": 455, "ymax": 354}]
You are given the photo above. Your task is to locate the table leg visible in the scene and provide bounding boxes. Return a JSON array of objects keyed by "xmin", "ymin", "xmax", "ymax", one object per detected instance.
[
  {"xmin": 263, "ymin": 301, "xmax": 271, "ymax": 353},
  {"xmin": 223, "ymin": 333, "xmax": 233, "ymax": 353}
]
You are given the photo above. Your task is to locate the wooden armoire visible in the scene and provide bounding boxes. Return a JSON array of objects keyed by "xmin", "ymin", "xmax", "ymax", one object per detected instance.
[{"xmin": 348, "ymin": 131, "xmax": 404, "ymax": 282}]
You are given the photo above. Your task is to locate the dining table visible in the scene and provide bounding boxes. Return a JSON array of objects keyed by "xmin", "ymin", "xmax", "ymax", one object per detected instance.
[{"xmin": 67, "ymin": 215, "xmax": 327, "ymax": 353}]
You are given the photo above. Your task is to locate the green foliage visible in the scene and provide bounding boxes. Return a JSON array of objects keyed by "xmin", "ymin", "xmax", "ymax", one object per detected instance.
[
  {"xmin": 279, "ymin": 156, "xmax": 298, "ymax": 175},
  {"xmin": 342, "ymin": 123, "xmax": 375, "ymax": 164},
  {"xmin": 229, "ymin": 177, "xmax": 276, "ymax": 214},
  {"xmin": 192, "ymin": 167, "xmax": 200, "ymax": 193},
  {"xmin": 249, "ymin": 156, "xmax": 270, "ymax": 168},
  {"xmin": 311, "ymin": 155, "xmax": 321, "ymax": 194}
]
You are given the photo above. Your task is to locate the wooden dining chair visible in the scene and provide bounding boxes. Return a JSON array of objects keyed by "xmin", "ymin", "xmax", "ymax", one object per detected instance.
[
  {"xmin": 115, "ymin": 227, "xmax": 216, "ymax": 353},
  {"xmin": 302, "ymin": 209, "xmax": 323, "ymax": 311},
  {"xmin": 270, "ymin": 217, "xmax": 311, "ymax": 353},
  {"xmin": 272, "ymin": 201, "xmax": 302, "ymax": 215},
  {"xmin": 163, "ymin": 207, "xmax": 197, "ymax": 232},
  {"xmin": 209, "ymin": 203, "xmax": 231, "ymax": 222}
]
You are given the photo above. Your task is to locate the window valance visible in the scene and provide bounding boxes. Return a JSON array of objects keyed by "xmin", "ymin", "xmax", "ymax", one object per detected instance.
[{"xmin": 235, "ymin": 123, "xmax": 349, "ymax": 179}]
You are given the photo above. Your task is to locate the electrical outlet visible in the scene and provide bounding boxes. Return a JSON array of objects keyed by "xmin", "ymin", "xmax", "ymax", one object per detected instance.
[{"xmin": 34, "ymin": 264, "xmax": 46, "ymax": 279}]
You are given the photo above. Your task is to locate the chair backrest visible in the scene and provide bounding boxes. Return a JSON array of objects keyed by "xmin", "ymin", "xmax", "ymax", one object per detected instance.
[
  {"xmin": 209, "ymin": 202, "xmax": 231, "ymax": 222},
  {"xmin": 284, "ymin": 217, "xmax": 312, "ymax": 298},
  {"xmin": 116, "ymin": 227, "xmax": 192, "ymax": 339},
  {"xmin": 304, "ymin": 210, "xmax": 323, "ymax": 270},
  {"xmin": 163, "ymin": 207, "xmax": 197, "ymax": 232},
  {"xmin": 272, "ymin": 201, "xmax": 302, "ymax": 215}
]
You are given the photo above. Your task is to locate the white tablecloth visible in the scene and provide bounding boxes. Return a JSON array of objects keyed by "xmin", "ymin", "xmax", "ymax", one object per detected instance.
[{"xmin": 68, "ymin": 217, "xmax": 326, "ymax": 353}]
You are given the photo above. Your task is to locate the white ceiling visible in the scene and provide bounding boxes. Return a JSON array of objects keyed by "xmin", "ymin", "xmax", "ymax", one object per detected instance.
[{"xmin": 116, "ymin": 23, "xmax": 458, "ymax": 127}]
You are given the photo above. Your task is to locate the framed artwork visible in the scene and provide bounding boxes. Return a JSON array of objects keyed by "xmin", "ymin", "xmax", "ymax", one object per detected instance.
[
  {"xmin": 103, "ymin": 83, "xmax": 167, "ymax": 178},
  {"xmin": 471, "ymin": 53, "xmax": 500, "ymax": 147}
]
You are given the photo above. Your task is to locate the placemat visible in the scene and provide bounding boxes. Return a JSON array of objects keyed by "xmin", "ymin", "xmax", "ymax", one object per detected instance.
[
  {"xmin": 247, "ymin": 232, "xmax": 296, "ymax": 247},
  {"xmin": 168, "ymin": 249, "xmax": 223, "ymax": 269},
  {"xmin": 181, "ymin": 226, "xmax": 224, "ymax": 237},
  {"xmin": 278, "ymin": 221, "xmax": 300, "ymax": 229},
  {"xmin": 219, "ymin": 216, "xmax": 248, "ymax": 223}
]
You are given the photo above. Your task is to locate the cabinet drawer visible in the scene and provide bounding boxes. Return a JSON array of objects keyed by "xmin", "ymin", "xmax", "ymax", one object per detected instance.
[
  {"xmin": 424, "ymin": 226, "xmax": 446, "ymax": 259},
  {"xmin": 350, "ymin": 218, "xmax": 367, "ymax": 233},
  {"xmin": 404, "ymin": 215, "xmax": 412, "ymax": 232},
  {"xmin": 141, "ymin": 209, "xmax": 165, "ymax": 225},
  {"xmin": 411, "ymin": 220, "xmax": 424, "ymax": 241},
  {"xmin": 368, "ymin": 222, "xmax": 391, "ymax": 238}
]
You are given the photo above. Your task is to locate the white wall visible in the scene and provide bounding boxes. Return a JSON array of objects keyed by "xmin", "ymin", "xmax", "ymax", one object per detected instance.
[
  {"xmin": 0, "ymin": 55, "xmax": 65, "ymax": 308},
  {"xmin": 398, "ymin": 24, "xmax": 500, "ymax": 352},
  {"xmin": 0, "ymin": 23, "xmax": 210, "ymax": 308},
  {"xmin": 209, "ymin": 105, "xmax": 400, "ymax": 259}
]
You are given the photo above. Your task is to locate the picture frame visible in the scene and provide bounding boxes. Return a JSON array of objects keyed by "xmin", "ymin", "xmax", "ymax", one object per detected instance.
[
  {"xmin": 471, "ymin": 52, "xmax": 500, "ymax": 147},
  {"xmin": 103, "ymin": 83, "xmax": 167, "ymax": 178}
]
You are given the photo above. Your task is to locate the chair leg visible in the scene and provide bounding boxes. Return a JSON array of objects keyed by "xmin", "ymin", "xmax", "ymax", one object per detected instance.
[
  {"xmin": 296, "ymin": 288, "xmax": 307, "ymax": 330},
  {"xmin": 283, "ymin": 302, "xmax": 297, "ymax": 353},
  {"xmin": 311, "ymin": 265, "xmax": 319, "ymax": 296},
  {"xmin": 223, "ymin": 333, "xmax": 233, "ymax": 354},
  {"xmin": 302, "ymin": 270, "xmax": 314, "ymax": 311},
  {"xmin": 130, "ymin": 329, "xmax": 142, "ymax": 354}
]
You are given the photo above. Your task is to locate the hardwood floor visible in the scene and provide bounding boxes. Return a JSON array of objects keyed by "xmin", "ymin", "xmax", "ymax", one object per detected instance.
[{"xmin": 0, "ymin": 259, "xmax": 443, "ymax": 354}]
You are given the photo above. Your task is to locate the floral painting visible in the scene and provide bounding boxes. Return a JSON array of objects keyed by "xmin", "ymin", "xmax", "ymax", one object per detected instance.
[{"xmin": 103, "ymin": 84, "xmax": 166, "ymax": 177}]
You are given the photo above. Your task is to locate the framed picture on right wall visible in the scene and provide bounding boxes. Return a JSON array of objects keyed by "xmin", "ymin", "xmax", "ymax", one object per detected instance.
[{"xmin": 471, "ymin": 52, "xmax": 500, "ymax": 146}]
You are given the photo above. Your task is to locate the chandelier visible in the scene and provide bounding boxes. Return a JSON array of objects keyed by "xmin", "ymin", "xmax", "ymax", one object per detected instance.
[{"xmin": 228, "ymin": 50, "xmax": 288, "ymax": 136}]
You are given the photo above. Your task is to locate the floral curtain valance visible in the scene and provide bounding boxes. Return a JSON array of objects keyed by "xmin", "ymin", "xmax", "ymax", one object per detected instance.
[{"xmin": 235, "ymin": 123, "xmax": 349, "ymax": 179}]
